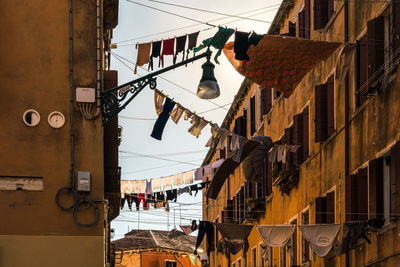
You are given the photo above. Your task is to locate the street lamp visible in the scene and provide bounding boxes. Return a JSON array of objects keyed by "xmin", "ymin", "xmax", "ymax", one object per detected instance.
[{"xmin": 101, "ymin": 48, "xmax": 219, "ymax": 124}]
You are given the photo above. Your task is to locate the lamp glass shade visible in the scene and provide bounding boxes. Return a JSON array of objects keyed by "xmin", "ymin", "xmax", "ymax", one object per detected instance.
[{"xmin": 197, "ymin": 60, "xmax": 220, "ymax": 99}]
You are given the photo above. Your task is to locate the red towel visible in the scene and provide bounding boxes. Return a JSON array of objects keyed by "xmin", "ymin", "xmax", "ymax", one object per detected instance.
[{"xmin": 161, "ymin": 38, "xmax": 175, "ymax": 68}]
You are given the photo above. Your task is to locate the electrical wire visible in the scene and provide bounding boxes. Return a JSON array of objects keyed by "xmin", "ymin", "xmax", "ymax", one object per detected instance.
[
  {"xmin": 120, "ymin": 151, "xmax": 201, "ymax": 166},
  {"xmin": 121, "ymin": 159, "xmax": 202, "ymax": 175},
  {"xmin": 148, "ymin": 0, "xmax": 273, "ymax": 24},
  {"xmin": 120, "ymin": 149, "xmax": 208, "ymax": 158}
]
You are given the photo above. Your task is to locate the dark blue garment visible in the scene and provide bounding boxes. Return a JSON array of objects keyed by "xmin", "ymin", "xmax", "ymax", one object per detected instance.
[
  {"xmin": 195, "ymin": 221, "xmax": 214, "ymax": 256},
  {"xmin": 151, "ymin": 97, "xmax": 176, "ymax": 140}
]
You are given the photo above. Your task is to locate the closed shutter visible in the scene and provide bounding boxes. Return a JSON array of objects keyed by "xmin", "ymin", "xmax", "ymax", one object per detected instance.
[
  {"xmin": 367, "ymin": 16, "xmax": 385, "ymax": 91},
  {"xmin": 266, "ymin": 158, "xmax": 273, "ymax": 195},
  {"xmin": 326, "ymin": 191, "xmax": 335, "ymax": 223},
  {"xmin": 304, "ymin": 0, "xmax": 310, "ymax": 39},
  {"xmin": 369, "ymin": 158, "xmax": 384, "ymax": 218},
  {"xmin": 327, "ymin": 75, "xmax": 335, "ymax": 136},
  {"xmin": 390, "ymin": 141, "xmax": 400, "ymax": 220},
  {"xmin": 291, "ymin": 220, "xmax": 298, "ymax": 266},
  {"xmin": 315, "ymin": 197, "xmax": 327, "ymax": 223},
  {"xmin": 358, "ymin": 35, "xmax": 369, "ymax": 106},
  {"xmin": 220, "ymin": 148, "xmax": 226, "ymax": 160},
  {"xmin": 394, "ymin": 1, "xmax": 400, "ymax": 55},
  {"xmin": 299, "ymin": 11, "xmax": 305, "ymax": 38},
  {"xmin": 243, "ymin": 110, "xmax": 248, "ymax": 138},
  {"xmin": 328, "ymin": 0, "xmax": 335, "ymax": 19},
  {"xmin": 346, "ymin": 174, "xmax": 358, "ymax": 221},
  {"xmin": 294, "ymin": 114, "xmax": 303, "ymax": 165},
  {"xmin": 227, "ymin": 200, "xmax": 234, "ymax": 223},
  {"xmin": 358, "ymin": 168, "xmax": 368, "ymax": 221},
  {"xmin": 250, "ymin": 96, "xmax": 256, "ymax": 136},
  {"xmin": 302, "ymin": 107, "xmax": 309, "ymax": 160},
  {"xmin": 289, "ymin": 22, "xmax": 296, "ymax": 37},
  {"xmin": 261, "ymin": 87, "xmax": 272, "ymax": 117},
  {"xmin": 315, "ymin": 84, "xmax": 328, "ymax": 142},
  {"xmin": 227, "ymin": 135, "xmax": 232, "ymax": 153},
  {"xmin": 302, "ymin": 211, "xmax": 310, "ymax": 262},
  {"xmin": 314, "ymin": 0, "xmax": 322, "ymax": 30}
]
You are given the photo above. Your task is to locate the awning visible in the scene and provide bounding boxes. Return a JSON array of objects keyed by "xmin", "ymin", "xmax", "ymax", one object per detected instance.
[
  {"xmin": 206, "ymin": 139, "xmax": 261, "ymax": 199},
  {"xmin": 299, "ymin": 224, "xmax": 341, "ymax": 257},
  {"xmin": 223, "ymin": 35, "xmax": 341, "ymax": 97},
  {"xmin": 216, "ymin": 223, "xmax": 254, "ymax": 255},
  {"xmin": 256, "ymin": 225, "xmax": 296, "ymax": 247}
]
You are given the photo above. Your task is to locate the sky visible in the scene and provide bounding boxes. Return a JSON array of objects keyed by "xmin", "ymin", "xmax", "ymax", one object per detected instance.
[{"xmin": 110, "ymin": 0, "xmax": 281, "ymax": 240}]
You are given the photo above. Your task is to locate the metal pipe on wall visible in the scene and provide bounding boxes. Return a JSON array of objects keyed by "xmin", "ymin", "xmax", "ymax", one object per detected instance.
[{"xmin": 69, "ymin": 0, "xmax": 75, "ymax": 189}]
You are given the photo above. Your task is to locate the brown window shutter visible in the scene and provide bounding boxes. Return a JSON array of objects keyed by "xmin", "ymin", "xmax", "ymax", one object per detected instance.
[
  {"xmin": 304, "ymin": 0, "xmax": 310, "ymax": 39},
  {"xmin": 390, "ymin": 141, "xmax": 400, "ymax": 220},
  {"xmin": 315, "ymin": 84, "xmax": 328, "ymax": 142},
  {"xmin": 250, "ymin": 96, "xmax": 256, "ymax": 136},
  {"xmin": 261, "ymin": 87, "xmax": 273, "ymax": 117},
  {"xmin": 260, "ymin": 88, "xmax": 266, "ymax": 119},
  {"xmin": 367, "ymin": 16, "xmax": 385, "ymax": 91},
  {"xmin": 227, "ymin": 200, "xmax": 234, "ymax": 223},
  {"xmin": 346, "ymin": 174, "xmax": 358, "ymax": 221},
  {"xmin": 227, "ymin": 135, "xmax": 232, "ymax": 153},
  {"xmin": 358, "ymin": 35, "xmax": 369, "ymax": 106},
  {"xmin": 294, "ymin": 114, "xmax": 304, "ymax": 165},
  {"xmin": 358, "ymin": 168, "xmax": 368, "ymax": 221},
  {"xmin": 302, "ymin": 211, "xmax": 310, "ymax": 262},
  {"xmin": 369, "ymin": 158, "xmax": 384, "ymax": 218},
  {"xmin": 220, "ymin": 148, "xmax": 226, "ymax": 160},
  {"xmin": 243, "ymin": 110, "xmax": 248, "ymax": 137},
  {"xmin": 328, "ymin": 0, "xmax": 335, "ymax": 19},
  {"xmin": 289, "ymin": 22, "xmax": 296, "ymax": 37},
  {"xmin": 326, "ymin": 191, "xmax": 335, "ymax": 223},
  {"xmin": 313, "ymin": 0, "xmax": 322, "ymax": 30},
  {"xmin": 291, "ymin": 219, "xmax": 298, "ymax": 266},
  {"xmin": 299, "ymin": 11, "xmax": 305, "ymax": 38},
  {"xmin": 302, "ymin": 107, "xmax": 309, "ymax": 160},
  {"xmin": 315, "ymin": 197, "xmax": 327, "ymax": 223},
  {"xmin": 327, "ymin": 75, "xmax": 335, "ymax": 136},
  {"xmin": 394, "ymin": 1, "xmax": 400, "ymax": 55},
  {"xmin": 266, "ymin": 158, "xmax": 273, "ymax": 195}
]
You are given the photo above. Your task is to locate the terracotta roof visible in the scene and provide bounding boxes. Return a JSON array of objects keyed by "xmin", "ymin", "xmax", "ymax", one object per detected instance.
[{"xmin": 112, "ymin": 229, "xmax": 197, "ymax": 253}]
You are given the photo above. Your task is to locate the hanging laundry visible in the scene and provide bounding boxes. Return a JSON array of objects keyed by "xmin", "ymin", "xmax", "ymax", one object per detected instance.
[
  {"xmin": 184, "ymin": 170, "xmax": 194, "ymax": 184},
  {"xmin": 210, "ymin": 123, "xmax": 220, "ymax": 137},
  {"xmin": 178, "ymin": 186, "xmax": 190, "ymax": 195},
  {"xmin": 173, "ymin": 173, "xmax": 184, "ymax": 186},
  {"xmin": 216, "ymin": 223, "xmax": 254, "ymax": 256},
  {"xmin": 134, "ymin": 42, "xmax": 151, "ymax": 74},
  {"xmin": 248, "ymin": 31, "xmax": 264, "ymax": 47},
  {"xmin": 174, "ymin": 35, "xmax": 187, "ymax": 64},
  {"xmin": 208, "ymin": 158, "xmax": 225, "ymax": 169},
  {"xmin": 217, "ymin": 130, "xmax": 230, "ymax": 149},
  {"xmin": 160, "ymin": 38, "xmax": 175, "ymax": 68},
  {"xmin": 188, "ymin": 116, "xmax": 208, "ymax": 138},
  {"xmin": 200, "ymin": 182, "xmax": 208, "ymax": 189},
  {"xmin": 151, "ymin": 97, "xmax": 176, "ymax": 140},
  {"xmin": 155, "ymin": 191, "xmax": 165, "ymax": 208},
  {"xmin": 232, "ymin": 136, "xmax": 246, "ymax": 163},
  {"xmin": 145, "ymin": 179, "xmax": 152, "ymax": 194},
  {"xmin": 132, "ymin": 180, "xmax": 146, "ymax": 193},
  {"xmin": 180, "ymin": 225, "xmax": 195, "ymax": 235},
  {"xmin": 184, "ymin": 109, "xmax": 193, "ymax": 120},
  {"xmin": 152, "ymin": 178, "xmax": 162, "ymax": 192},
  {"xmin": 230, "ymin": 134, "xmax": 240, "ymax": 150},
  {"xmin": 186, "ymin": 31, "xmax": 200, "ymax": 59},
  {"xmin": 162, "ymin": 176, "xmax": 173, "ymax": 189},
  {"xmin": 154, "ymin": 89, "xmax": 165, "ymax": 116},
  {"xmin": 190, "ymin": 184, "xmax": 201, "ymax": 196},
  {"xmin": 191, "ymin": 220, "xmax": 198, "ymax": 231},
  {"xmin": 194, "ymin": 27, "xmax": 235, "ymax": 64},
  {"xmin": 169, "ymin": 104, "xmax": 185, "ymax": 124},
  {"xmin": 194, "ymin": 167, "xmax": 204, "ymax": 181},
  {"xmin": 166, "ymin": 189, "xmax": 177, "ymax": 202},
  {"xmin": 120, "ymin": 196, "xmax": 126, "ymax": 210},
  {"xmin": 299, "ymin": 224, "xmax": 341, "ymax": 258},
  {"xmin": 255, "ymin": 225, "xmax": 296, "ymax": 247},
  {"xmin": 138, "ymin": 193, "xmax": 149, "ymax": 210},
  {"xmin": 195, "ymin": 221, "xmax": 214, "ymax": 256},
  {"xmin": 189, "ymin": 254, "xmax": 197, "ymax": 266},
  {"xmin": 234, "ymin": 31, "xmax": 251, "ymax": 61},
  {"xmin": 149, "ymin": 40, "xmax": 162, "ymax": 70},
  {"xmin": 205, "ymin": 137, "xmax": 213, "ymax": 147},
  {"xmin": 198, "ymin": 253, "xmax": 209, "ymax": 262},
  {"xmin": 121, "ymin": 180, "xmax": 134, "ymax": 194},
  {"xmin": 146, "ymin": 194, "xmax": 156, "ymax": 205},
  {"xmin": 242, "ymin": 145, "xmax": 269, "ymax": 182}
]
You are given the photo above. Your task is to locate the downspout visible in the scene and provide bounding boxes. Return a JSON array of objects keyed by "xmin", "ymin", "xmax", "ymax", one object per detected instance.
[
  {"xmin": 344, "ymin": 0, "xmax": 350, "ymax": 266},
  {"xmin": 69, "ymin": 0, "xmax": 75, "ymax": 189},
  {"xmin": 174, "ymin": 253, "xmax": 184, "ymax": 267}
]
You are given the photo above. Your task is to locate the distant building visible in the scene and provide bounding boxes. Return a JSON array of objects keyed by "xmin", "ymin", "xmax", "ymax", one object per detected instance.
[
  {"xmin": 202, "ymin": 0, "xmax": 400, "ymax": 266},
  {"xmin": 0, "ymin": 0, "xmax": 120, "ymax": 266},
  {"xmin": 113, "ymin": 229, "xmax": 202, "ymax": 267}
]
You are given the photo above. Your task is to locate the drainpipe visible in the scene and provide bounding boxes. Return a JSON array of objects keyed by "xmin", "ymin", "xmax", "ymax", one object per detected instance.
[
  {"xmin": 69, "ymin": 0, "xmax": 75, "ymax": 189},
  {"xmin": 344, "ymin": 0, "xmax": 350, "ymax": 266}
]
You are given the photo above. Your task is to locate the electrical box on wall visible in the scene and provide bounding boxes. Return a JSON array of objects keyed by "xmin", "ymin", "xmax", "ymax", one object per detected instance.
[
  {"xmin": 77, "ymin": 171, "xmax": 91, "ymax": 192},
  {"xmin": 76, "ymin": 87, "xmax": 95, "ymax": 103}
]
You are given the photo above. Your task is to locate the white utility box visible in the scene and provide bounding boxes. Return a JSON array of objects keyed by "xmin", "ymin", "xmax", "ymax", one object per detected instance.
[
  {"xmin": 77, "ymin": 171, "xmax": 91, "ymax": 192},
  {"xmin": 76, "ymin": 87, "xmax": 96, "ymax": 103}
]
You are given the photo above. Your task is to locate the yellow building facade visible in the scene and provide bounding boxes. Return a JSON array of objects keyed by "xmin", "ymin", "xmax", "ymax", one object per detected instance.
[
  {"xmin": 203, "ymin": 0, "xmax": 400, "ymax": 266},
  {"xmin": 0, "ymin": 0, "xmax": 119, "ymax": 266}
]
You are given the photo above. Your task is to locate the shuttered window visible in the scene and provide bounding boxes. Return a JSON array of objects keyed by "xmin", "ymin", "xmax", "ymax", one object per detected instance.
[
  {"xmin": 367, "ymin": 16, "xmax": 385, "ymax": 91},
  {"xmin": 260, "ymin": 87, "xmax": 272, "ymax": 120},
  {"xmin": 315, "ymin": 191, "xmax": 335, "ymax": 224},
  {"xmin": 243, "ymin": 110, "xmax": 248, "ymax": 137},
  {"xmin": 302, "ymin": 107, "xmax": 309, "ymax": 160},
  {"xmin": 265, "ymin": 158, "xmax": 273, "ymax": 196},
  {"xmin": 274, "ymin": 89, "xmax": 281, "ymax": 99},
  {"xmin": 369, "ymin": 158, "xmax": 384, "ymax": 219},
  {"xmin": 301, "ymin": 211, "xmax": 310, "ymax": 263},
  {"xmin": 290, "ymin": 219, "xmax": 298, "ymax": 266},
  {"xmin": 289, "ymin": 22, "xmax": 296, "ymax": 37},
  {"xmin": 394, "ymin": 1, "xmax": 400, "ymax": 59},
  {"xmin": 390, "ymin": 141, "xmax": 400, "ymax": 220},
  {"xmin": 314, "ymin": 0, "xmax": 334, "ymax": 30},
  {"xmin": 298, "ymin": 0, "xmax": 310, "ymax": 39},
  {"xmin": 294, "ymin": 114, "xmax": 303, "ymax": 165},
  {"xmin": 250, "ymin": 96, "xmax": 256, "ymax": 136},
  {"xmin": 227, "ymin": 135, "xmax": 232, "ymax": 153},
  {"xmin": 315, "ymin": 75, "xmax": 334, "ymax": 142},
  {"xmin": 357, "ymin": 35, "xmax": 368, "ymax": 107},
  {"xmin": 326, "ymin": 191, "xmax": 335, "ymax": 223},
  {"xmin": 345, "ymin": 169, "xmax": 368, "ymax": 221},
  {"xmin": 227, "ymin": 200, "xmax": 234, "ymax": 223}
]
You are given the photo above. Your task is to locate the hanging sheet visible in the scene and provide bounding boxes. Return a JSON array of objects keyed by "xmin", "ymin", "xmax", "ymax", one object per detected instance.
[
  {"xmin": 216, "ymin": 223, "xmax": 254, "ymax": 256},
  {"xmin": 299, "ymin": 224, "xmax": 341, "ymax": 258},
  {"xmin": 256, "ymin": 225, "xmax": 296, "ymax": 247},
  {"xmin": 223, "ymin": 35, "xmax": 341, "ymax": 97}
]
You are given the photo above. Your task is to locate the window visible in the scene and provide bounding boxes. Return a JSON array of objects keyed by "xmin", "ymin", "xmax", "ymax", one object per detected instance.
[
  {"xmin": 227, "ymin": 199, "xmax": 234, "ymax": 223},
  {"xmin": 301, "ymin": 211, "xmax": 310, "ymax": 263},
  {"xmin": 294, "ymin": 107, "xmax": 309, "ymax": 165},
  {"xmin": 315, "ymin": 75, "xmax": 334, "ymax": 142},
  {"xmin": 234, "ymin": 112, "xmax": 247, "ymax": 137},
  {"xmin": 290, "ymin": 219, "xmax": 298, "ymax": 266},
  {"xmin": 315, "ymin": 191, "xmax": 335, "ymax": 223},
  {"xmin": 165, "ymin": 260, "xmax": 176, "ymax": 267},
  {"xmin": 252, "ymin": 247, "xmax": 257, "ymax": 267},
  {"xmin": 260, "ymin": 87, "xmax": 272, "ymax": 121},
  {"xmin": 314, "ymin": 0, "xmax": 334, "ymax": 30},
  {"xmin": 264, "ymin": 157, "xmax": 273, "ymax": 196},
  {"xmin": 250, "ymin": 96, "xmax": 256, "ymax": 136},
  {"xmin": 369, "ymin": 141, "xmax": 400, "ymax": 223},
  {"xmin": 273, "ymin": 88, "xmax": 281, "ymax": 99},
  {"xmin": 298, "ymin": 0, "xmax": 310, "ymax": 39},
  {"xmin": 281, "ymin": 21, "xmax": 296, "ymax": 37},
  {"xmin": 346, "ymin": 168, "xmax": 368, "ymax": 221},
  {"xmin": 258, "ymin": 244, "xmax": 265, "ymax": 267},
  {"xmin": 280, "ymin": 246, "xmax": 286, "ymax": 267}
]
